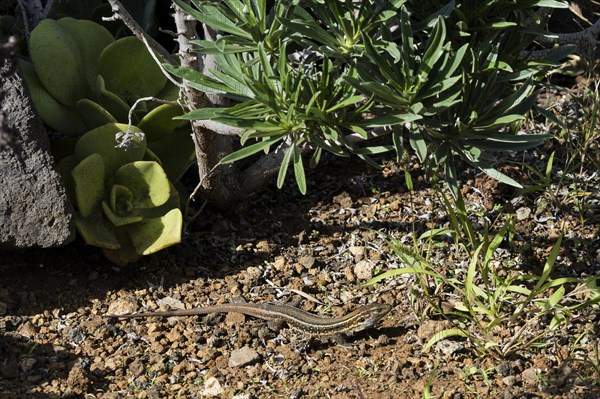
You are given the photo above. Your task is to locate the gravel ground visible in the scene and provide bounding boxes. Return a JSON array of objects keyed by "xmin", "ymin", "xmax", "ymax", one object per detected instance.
[{"xmin": 1, "ymin": 146, "xmax": 599, "ymax": 398}]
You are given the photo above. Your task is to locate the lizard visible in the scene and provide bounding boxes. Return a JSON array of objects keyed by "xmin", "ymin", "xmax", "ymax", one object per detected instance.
[{"xmin": 104, "ymin": 302, "xmax": 391, "ymax": 336}]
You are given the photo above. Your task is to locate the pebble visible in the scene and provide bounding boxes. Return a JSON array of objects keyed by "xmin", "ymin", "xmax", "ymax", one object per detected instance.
[
  {"xmin": 436, "ymin": 339, "xmax": 463, "ymax": 356},
  {"xmin": 298, "ymin": 255, "xmax": 315, "ymax": 268},
  {"xmin": 333, "ymin": 192, "xmax": 353, "ymax": 208},
  {"xmin": 228, "ymin": 346, "xmax": 260, "ymax": 367},
  {"xmin": 353, "ymin": 260, "xmax": 374, "ymax": 280},
  {"xmin": 16, "ymin": 320, "xmax": 37, "ymax": 338},
  {"xmin": 349, "ymin": 246, "xmax": 365, "ymax": 257},
  {"xmin": 502, "ymin": 376, "xmax": 516, "ymax": 387},
  {"xmin": 516, "ymin": 207, "xmax": 531, "ymax": 221},
  {"xmin": 521, "ymin": 367, "xmax": 539, "ymax": 384},
  {"xmin": 202, "ymin": 377, "xmax": 223, "ymax": 397},
  {"xmin": 106, "ymin": 298, "xmax": 138, "ymax": 315},
  {"xmin": 156, "ymin": 296, "xmax": 185, "ymax": 311}
]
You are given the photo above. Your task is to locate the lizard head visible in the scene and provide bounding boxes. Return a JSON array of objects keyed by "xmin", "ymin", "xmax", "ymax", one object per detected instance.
[{"xmin": 347, "ymin": 303, "xmax": 392, "ymax": 333}]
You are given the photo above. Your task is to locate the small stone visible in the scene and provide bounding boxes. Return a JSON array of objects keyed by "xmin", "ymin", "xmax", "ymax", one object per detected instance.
[
  {"xmin": 417, "ymin": 320, "xmax": 451, "ymax": 341},
  {"xmin": 128, "ymin": 359, "xmax": 144, "ymax": 378},
  {"xmin": 521, "ymin": 367, "xmax": 539, "ymax": 384},
  {"xmin": 353, "ymin": 260, "xmax": 374, "ymax": 280},
  {"xmin": 348, "ymin": 246, "xmax": 365, "ymax": 257},
  {"xmin": 224, "ymin": 312, "xmax": 245, "ymax": 326},
  {"xmin": 298, "ymin": 255, "xmax": 315, "ymax": 268},
  {"xmin": 516, "ymin": 207, "xmax": 531, "ymax": 221},
  {"xmin": 202, "ymin": 376, "xmax": 223, "ymax": 397},
  {"xmin": 106, "ymin": 298, "xmax": 138, "ymax": 315},
  {"xmin": 150, "ymin": 341, "xmax": 165, "ymax": 354},
  {"xmin": 273, "ymin": 256, "xmax": 287, "ymax": 272},
  {"xmin": 19, "ymin": 357, "xmax": 36, "ymax": 373},
  {"xmin": 502, "ymin": 376, "xmax": 516, "ymax": 387},
  {"xmin": 232, "ymin": 393, "xmax": 251, "ymax": 399},
  {"xmin": 104, "ymin": 357, "xmax": 122, "ymax": 371},
  {"xmin": 342, "ymin": 266, "xmax": 355, "ymax": 282},
  {"xmin": 16, "ymin": 320, "xmax": 37, "ymax": 338},
  {"xmin": 333, "ymin": 192, "xmax": 353, "ymax": 208},
  {"xmin": 435, "ymin": 339, "xmax": 463, "ymax": 356},
  {"xmin": 256, "ymin": 240, "xmax": 270, "ymax": 253},
  {"xmin": 228, "ymin": 346, "xmax": 260, "ymax": 367},
  {"xmin": 156, "ymin": 296, "xmax": 185, "ymax": 311}
]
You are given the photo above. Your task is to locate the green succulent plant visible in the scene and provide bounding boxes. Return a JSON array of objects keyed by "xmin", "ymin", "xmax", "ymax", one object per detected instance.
[
  {"xmin": 57, "ymin": 123, "xmax": 183, "ymax": 265},
  {"xmin": 20, "ymin": 17, "xmax": 195, "ymax": 182}
]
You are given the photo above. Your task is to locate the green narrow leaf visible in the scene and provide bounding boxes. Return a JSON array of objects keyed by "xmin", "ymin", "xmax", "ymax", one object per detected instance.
[
  {"xmin": 423, "ymin": 328, "xmax": 467, "ymax": 352},
  {"xmin": 358, "ymin": 113, "xmax": 422, "ymax": 127},
  {"xmin": 174, "ymin": 0, "xmax": 251, "ymax": 38},
  {"xmin": 309, "ymin": 146, "xmax": 322, "ymax": 168},
  {"xmin": 546, "ymin": 285, "xmax": 566, "ymax": 309},
  {"xmin": 405, "ymin": 171, "xmax": 413, "ymax": 192},
  {"xmin": 409, "ymin": 124, "xmax": 427, "ymax": 162},
  {"xmin": 465, "ymin": 243, "xmax": 484, "ymax": 304},
  {"xmin": 326, "ymin": 95, "xmax": 365, "ymax": 113},
  {"xmin": 276, "ymin": 143, "xmax": 294, "ymax": 189},
  {"xmin": 218, "ymin": 136, "xmax": 282, "ymax": 164},
  {"xmin": 533, "ymin": 234, "xmax": 563, "ymax": 293},
  {"xmin": 392, "ymin": 125, "xmax": 404, "ymax": 162},
  {"xmin": 400, "ymin": 6, "xmax": 414, "ymax": 78},
  {"xmin": 292, "ymin": 144, "xmax": 306, "ymax": 194},
  {"xmin": 364, "ymin": 266, "xmax": 443, "ymax": 286},
  {"xmin": 418, "ymin": 16, "xmax": 446, "ymax": 78},
  {"xmin": 548, "ymin": 313, "xmax": 566, "ymax": 330}
]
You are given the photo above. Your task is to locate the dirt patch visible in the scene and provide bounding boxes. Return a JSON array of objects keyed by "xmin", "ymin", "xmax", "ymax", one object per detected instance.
[{"xmin": 1, "ymin": 146, "xmax": 599, "ymax": 398}]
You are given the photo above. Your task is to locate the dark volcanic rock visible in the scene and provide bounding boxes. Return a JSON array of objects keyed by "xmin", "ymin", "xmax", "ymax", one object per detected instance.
[{"xmin": 0, "ymin": 36, "xmax": 75, "ymax": 249}]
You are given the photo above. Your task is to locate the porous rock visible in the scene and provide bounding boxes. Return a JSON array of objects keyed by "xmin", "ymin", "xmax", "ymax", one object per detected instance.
[{"xmin": 0, "ymin": 36, "xmax": 75, "ymax": 249}]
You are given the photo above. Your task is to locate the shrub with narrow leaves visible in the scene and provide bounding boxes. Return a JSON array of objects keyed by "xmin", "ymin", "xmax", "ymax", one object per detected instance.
[{"xmin": 168, "ymin": 0, "xmax": 570, "ymax": 197}]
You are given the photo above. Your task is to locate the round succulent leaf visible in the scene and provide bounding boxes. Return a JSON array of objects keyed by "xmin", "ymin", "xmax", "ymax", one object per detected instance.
[
  {"xmin": 19, "ymin": 59, "xmax": 87, "ymax": 135},
  {"xmin": 126, "ymin": 208, "xmax": 182, "ymax": 255},
  {"xmin": 98, "ymin": 36, "xmax": 168, "ymax": 103},
  {"xmin": 29, "ymin": 18, "xmax": 86, "ymax": 106},
  {"xmin": 101, "ymin": 227, "xmax": 141, "ymax": 265},
  {"xmin": 56, "ymin": 17, "xmax": 114, "ymax": 98},
  {"xmin": 101, "ymin": 200, "xmax": 143, "ymax": 227},
  {"xmin": 75, "ymin": 123, "xmax": 146, "ymax": 179},
  {"xmin": 156, "ymin": 80, "xmax": 180, "ymax": 101},
  {"xmin": 137, "ymin": 103, "xmax": 185, "ymax": 142},
  {"xmin": 72, "ymin": 153, "xmax": 105, "ymax": 217},
  {"xmin": 115, "ymin": 161, "xmax": 170, "ymax": 209},
  {"xmin": 96, "ymin": 75, "xmax": 134, "ymax": 123},
  {"xmin": 77, "ymin": 98, "xmax": 118, "ymax": 130},
  {"xmin": 137, "ymin": 181, "xmax": 181, "ymax": 219},
  {"xmin": 110, "ymin": 184, "xmax": 134, "ymax": 216},
  {"xmin": 75, "ymin": 213, "xmax": 120, "ymax": 249}
]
